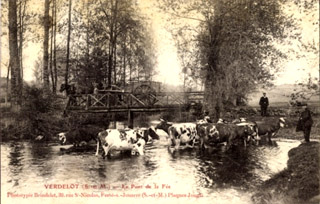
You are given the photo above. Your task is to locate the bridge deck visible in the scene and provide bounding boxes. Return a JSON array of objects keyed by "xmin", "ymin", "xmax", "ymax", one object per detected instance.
[{"xmin": 65, "ymin": 91, "xmax": 204, "ymax": 113}]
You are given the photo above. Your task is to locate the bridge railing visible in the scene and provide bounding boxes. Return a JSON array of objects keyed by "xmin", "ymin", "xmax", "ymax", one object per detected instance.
[{"xmin": 66, "ymin": 91, "xmax": 204, "ymax": 111}]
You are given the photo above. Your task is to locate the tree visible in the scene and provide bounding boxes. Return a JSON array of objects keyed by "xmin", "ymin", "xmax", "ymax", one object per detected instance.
[
  {"xmin": 18, "ymin": 0, "xmax": 27, "ymax": 81},
  {"xmin": 159, "ymin": 0, "xmax": 317, "ymax": 119},
  {"xmin": 42, "ymin": 0, "xmax": 50, "ymax": 91},
  {"xmin": 64, "ymin": 0, "xmax": 72, "ymax": 90},
  {"xmin": 49, "ymin": 0, "xmax": 58, "ymax": 93},
  {"xmin": 8, "ymin": 0, "xmax": 22, "ymax": 104},
  {"xmin": 58, "ymin": 0, "xmax": 157, "ymax": 90}
]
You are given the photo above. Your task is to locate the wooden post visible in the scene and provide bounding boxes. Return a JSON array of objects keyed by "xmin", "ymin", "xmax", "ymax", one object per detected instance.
[
  {"xmin": 112, "ymin": 113, "xmax": 116, "ymax": 129},
  {"xmin": 128, "ymin": 110, "xmax": 133, "ymax": 129},
  {"xmin": 86, "ymin": 94, "xmax": 89, "ymax": 110}
]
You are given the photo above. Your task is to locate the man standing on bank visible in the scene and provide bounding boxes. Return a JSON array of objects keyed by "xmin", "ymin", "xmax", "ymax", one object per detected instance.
[
  {"xmin": 259, "ymin": 92, "xmax": 269, "ymax": 116},
  {"xmin": 297, "ymin": 105, "xmax": 313, "ymax": 142}
]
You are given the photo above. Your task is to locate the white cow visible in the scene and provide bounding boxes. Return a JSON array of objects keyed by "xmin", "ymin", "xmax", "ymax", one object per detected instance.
[
  {"xmin": 155, "ymin": 119, "xmax": 198, "ymax": 150},
  {"xmin": 96, "ymin": 128, "xmax": 160, "ymax": 158}
]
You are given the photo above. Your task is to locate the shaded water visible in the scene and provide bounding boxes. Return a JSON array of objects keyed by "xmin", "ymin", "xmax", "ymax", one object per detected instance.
[{"xmin": 1, "ymin": 133, "xmax": 300, "ymax": 204}]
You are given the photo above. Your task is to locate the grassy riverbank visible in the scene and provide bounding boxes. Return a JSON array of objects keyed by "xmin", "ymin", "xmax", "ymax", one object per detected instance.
[{"xmin": 252, "ymin": 141, "xmax": 320, "ymax": 204}]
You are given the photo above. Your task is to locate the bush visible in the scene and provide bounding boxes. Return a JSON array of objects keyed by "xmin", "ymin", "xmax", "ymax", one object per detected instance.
[{"xmin": 1, "ymin": 85, "xmax": 66, "ymax": 141}]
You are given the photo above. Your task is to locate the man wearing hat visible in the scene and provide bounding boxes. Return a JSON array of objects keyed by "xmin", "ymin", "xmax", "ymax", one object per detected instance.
[
  {"xmin": 297, "ymin": 104, "xmax": 313, "ymax": 142},
  {"xmin": 259, "ymin": 92, "xmax": 269, "ymax": 116}
]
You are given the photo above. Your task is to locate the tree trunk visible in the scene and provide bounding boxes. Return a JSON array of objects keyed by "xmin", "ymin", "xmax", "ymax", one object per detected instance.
[
  {"xmin": 122, "ymin": 39, "xmax": 126, "ymax": 87},
  {"xmin": 108, "ymin": 43, "xmax": 113, "ymax": 86},
  {"xmin": 18, "ymin": 0, "xmax": 23, "ymax": 82},
  {"xmin": 49, "ymin": 11, "xmax": 54, "ymax": 92},
  {"xmin": 129, "ymin": 53, "xmax": 132, "ymax": 82},
  {"xmin": 43, "ymin": 0, "xmax": 50, "ymax": 91},
  {"xmin": 107, "ymin": 0, "xmax": 118, "ymax": 86},
  {"xmin": 53, "ymin": 0, "xmax": 57, "ymax": 93},
  {"xmin": 113, "ymin": 41, "xmax": 117, "ymax": 84},
  {"xmin": 6, "ymin": 63, "xmax": 10, "ymax": 105},
  {"xmin": 86, "ymin": 0, "xmax": 90, "ymax": 75},
  {"xmin": 65, "ymin": 0, "xmax": 72, "ymax": 88},
  {"xmin": 8, "ymin": 0, "xmax": 22, "ymax": 104}
]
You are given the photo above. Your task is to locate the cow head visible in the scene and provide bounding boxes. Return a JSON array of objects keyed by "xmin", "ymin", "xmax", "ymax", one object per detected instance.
[
  {"xmin": 243, "ymin": 125, "xmax": 255, "ymax": 136},
  {"xmin": 279, "ymin": 118, "xmax": 286, "ymax": 127},
  {"xmin": 97, "ymin": 130, "xmax": 109, "ymax": 146},
  {"xmin": 58, "ymin": 132, "xmax": 67, "ymax": 145},
  {"xmin": 196, "ymin": 119, "xmax": 207, "ymax": 125},
  {"xmin": 204, "ymin": 116, "xmax": 212, "ymax": 123},
  {"xmin": 135, "ymin": 127, "xmax": 160, "ymax": 143},
  {"xmin": 155, "ymin": 119, "xmax": 172, "ymax": 134},
  {"xmin": 135, "ymin": 128, "xmax": 147, "ymax": 141},
  {"xmin": 148, "ymin": 127, "xmax": 160, "ymax": 140},
  {"xmin": 208, "ymin": 125, "xmax": 219, "ymax": 138},
  {"xmin": 132, "ymin": 138, "xmax": 146, "ymax": 155},
  {"xmin": 237, "ymin": 122, "xmax": 260, "ymax": 142}
]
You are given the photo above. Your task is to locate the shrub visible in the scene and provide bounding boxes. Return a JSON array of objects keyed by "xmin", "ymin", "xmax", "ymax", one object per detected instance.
[{"xmin": 2, "ymin": 85, "xmax": 66, "ymax": 141}]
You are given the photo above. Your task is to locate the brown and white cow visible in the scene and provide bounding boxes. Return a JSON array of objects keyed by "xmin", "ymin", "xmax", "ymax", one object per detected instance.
[
  {"xmin": 96, "ymin": 128, "xmax": 159, "ymax": 158},
  {"xmin": 196, "ymin": 122, "xmax": 256, "ymax": 150},
  {"xmin": 255, "ymin": 117, "xmax": 286, "ymax": 144},
  {"xmin": 155, "ymin": 119, "xmax": 197, "ymax": 150},
  {"xmin": 232, "ymin": 118, "xmax": 261, "ymax": 146},
  {"xmin": 196, "ymin": 123, "xmax": 219, "ymax": 149}
]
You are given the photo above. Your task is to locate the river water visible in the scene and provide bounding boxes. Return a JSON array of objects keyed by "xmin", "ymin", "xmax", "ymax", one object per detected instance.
[{"xmin": 1, "ymin": 131, "xmax": 300, "ymax": 204}]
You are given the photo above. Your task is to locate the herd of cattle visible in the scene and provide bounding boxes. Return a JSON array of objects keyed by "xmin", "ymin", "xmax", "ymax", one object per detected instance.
[{"xmin": 57, "ymin": 117, "xmax": 287, "ymax": 158}]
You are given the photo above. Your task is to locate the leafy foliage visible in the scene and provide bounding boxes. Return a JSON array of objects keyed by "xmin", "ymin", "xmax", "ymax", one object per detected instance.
[
  {"xmin": 1, "ymin": 85, "xmax": 66, "ymax": 140},
  {"xmin": 158, "ymin": 0, "xmax": 318, "ymax": 119},
  {"xmin": 58, "ymin": 0, "xmax": 157, "ymax": 89},
  {"xmin": 289, "ymin": 75, "xmax": 319, "ymax": 103}
]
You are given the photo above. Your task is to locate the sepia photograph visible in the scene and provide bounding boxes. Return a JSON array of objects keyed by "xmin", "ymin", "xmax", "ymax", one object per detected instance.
[{"xmin": 1, "ymin": 0, "xmax": 319, "ymax": 203}]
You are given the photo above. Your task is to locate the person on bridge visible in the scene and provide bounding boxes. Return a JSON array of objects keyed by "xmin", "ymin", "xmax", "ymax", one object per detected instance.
[{"xmin": 259, "ymin": 92, "xmax": 269, "ymax": 117}]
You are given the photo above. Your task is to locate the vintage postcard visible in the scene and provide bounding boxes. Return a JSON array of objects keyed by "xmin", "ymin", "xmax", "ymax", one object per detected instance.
[{"xmin": 1, "ymin": 0, "xmax": 319, "ymax": 204}]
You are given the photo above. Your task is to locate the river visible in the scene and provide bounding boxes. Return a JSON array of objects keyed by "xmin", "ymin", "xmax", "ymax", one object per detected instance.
[{"xmin": 1, "ymin": 131, "xmax": 300, "ymax": 204}]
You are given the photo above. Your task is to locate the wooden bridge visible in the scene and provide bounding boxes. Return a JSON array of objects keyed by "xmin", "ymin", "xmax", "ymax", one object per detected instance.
[
  {"xmin": 65, "ymin": 90, "xmax": 204, "ymax": 113},
  {"xmin": 64, "ymin": 90, "xmax": 204, "ymax": 128}
]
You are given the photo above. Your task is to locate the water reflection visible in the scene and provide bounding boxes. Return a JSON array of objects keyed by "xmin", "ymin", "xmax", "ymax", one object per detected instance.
[
  {"xmin": 197, "ymin": 146, "xmax": 262, "ymax": 190},
  {"xmin": 1, "ymin": 139, "xmax": 300, "ymax": 204},
  {"xmin": 29, "ymin": 143, "xmax": 54, "ymax": 179},
  {"xmin": 7, "ymin": 142, "xmax": 25, "ymax": 187},
  {"xmin": 96, "ymin": 162, "xmax": 107, "ymax": 179}
]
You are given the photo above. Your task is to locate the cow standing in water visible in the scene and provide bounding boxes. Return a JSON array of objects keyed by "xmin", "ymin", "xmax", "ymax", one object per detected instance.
[
  {"xmin": 196, "ymin": 118, "xmax": 258, "ymax": 150},
  {"xmin": 155, "ymin": 119, "xmax": 198, "ymax": 150},
  {"xmin": 58, "ymin": 126, "xmax": 103, "ymax": 147},
  {"xmin": 96, "ymin": 128, "xmax": 159, "ymax": 158},
  {"xmin": 255, "ymin": 118, "xmax": 286, "ymax": 144}
]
